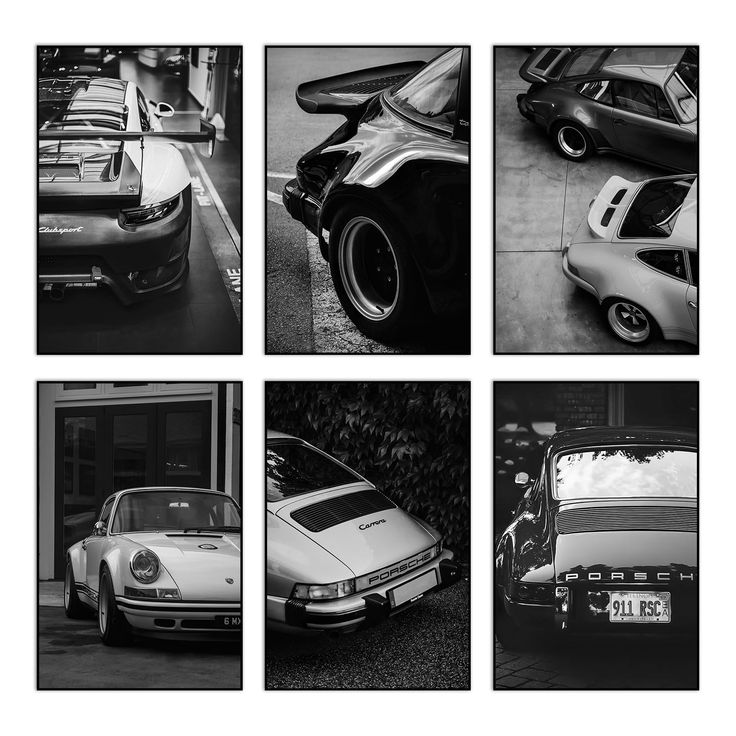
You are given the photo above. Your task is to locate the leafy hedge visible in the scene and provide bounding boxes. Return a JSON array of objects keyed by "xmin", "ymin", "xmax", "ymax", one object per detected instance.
[{"xmin": 266, "ymin": 382, "xmax": 470, "ymax": 560}]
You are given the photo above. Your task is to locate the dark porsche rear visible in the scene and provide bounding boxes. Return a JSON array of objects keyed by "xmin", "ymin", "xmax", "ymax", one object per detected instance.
[
  {"xmin": 496, "ymin": 427, "xmax": 697, "ymax": 644},
  {"xmin": 282, "ymin": 49, "xmax": 470, "ymax": 324}
]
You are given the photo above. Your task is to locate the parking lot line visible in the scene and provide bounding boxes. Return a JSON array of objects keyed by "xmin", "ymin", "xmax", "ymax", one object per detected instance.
[
  {"xmin": 267, "ymin": 191, "xmax": 283, "ymax": 205},
  {"xmin": 182, "ymin": 145, "xmax": 242, "ymax": 321}
]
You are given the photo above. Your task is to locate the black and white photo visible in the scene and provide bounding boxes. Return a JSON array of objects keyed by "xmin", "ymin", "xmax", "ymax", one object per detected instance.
[
  {"xmin": 266, "ymin": 47, "xmax": 470, "ymax": 354},
  {"xmin": 37, "ymin": 46, "xmax": 243, "ymax": 354},
  {"xmin": 494, "ymin": 381, "xmax": 698, "ymax": 689},
  {"xmin": 37, "ymin": 382, "xmax": 242, "ymax": 689},
  {"xmin": 265, "ymin": 381, "xmax": 470, "ymax": 689},
  {"xmin": 494, "ymin": 46, "xmax": 698, "ymax": 354}
]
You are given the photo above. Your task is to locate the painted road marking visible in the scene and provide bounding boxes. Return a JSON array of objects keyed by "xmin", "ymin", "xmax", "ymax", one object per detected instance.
[
  {"xmin": 303, "ymin": 229, "xmax": 400, "ymax": 354},
  {"xmin": 267, "ymin": 191, "xmax": 283, "ymax": 206},
  {"xmin": 185, "ymin": 143, "xmax": 241, "ymax": 254},
  {"xmin": 182, "ymin": 145, "xmax": 241, "ymax": 322},
  {"xmin": 267, "ymin": 171, "xmax": 294, "ymax": 179}
]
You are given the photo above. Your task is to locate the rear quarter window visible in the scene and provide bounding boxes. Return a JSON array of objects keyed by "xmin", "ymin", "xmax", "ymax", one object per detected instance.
[{"xmin": 637, "ymin": 249, "xmax": 687, "ymax": 281}]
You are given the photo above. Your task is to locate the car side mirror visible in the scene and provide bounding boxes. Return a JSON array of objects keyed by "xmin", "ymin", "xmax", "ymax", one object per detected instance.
[
  {"xmin": 93, "ymin": 521, "xmax": 106, "ymax": 536},
  {"xmin": 514, "ymin": 472, "xmax": 531, "ymax": 487},
  {"xmin": 154, "ymin": 101, "xmax": 176, "ymax": 118}
]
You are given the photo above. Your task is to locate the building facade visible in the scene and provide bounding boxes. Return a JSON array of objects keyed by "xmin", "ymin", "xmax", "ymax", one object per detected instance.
[{"xmin": 38, "ymin": 382, "xmax": 241, "ymax": 580}]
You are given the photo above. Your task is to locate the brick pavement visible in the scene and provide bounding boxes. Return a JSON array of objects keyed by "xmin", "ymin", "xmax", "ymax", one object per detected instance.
[{"xmin": 495, "ymin": 634, "xmax": 698, "ymax": 689}]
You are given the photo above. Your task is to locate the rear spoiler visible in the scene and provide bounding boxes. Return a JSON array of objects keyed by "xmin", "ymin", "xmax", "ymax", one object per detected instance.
[
  {"xmin": 38, "ymin": 118, "xmax": 217, "ymax": 157},
  {"xmin": 519, "ymin": 47, "xmax": 571, "ymax": 83},
  {"xmin": 296, "ymin": 61, "xmax": 425, "ymax": 116},
  {"xmin": 587, "ymin": 175, "xmax": 635, "ymax": 239}
]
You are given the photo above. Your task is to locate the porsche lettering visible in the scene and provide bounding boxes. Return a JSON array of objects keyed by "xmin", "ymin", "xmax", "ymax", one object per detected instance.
[{"xmin": 563, "ymin": 571, "xmax": 696, "ymax": 582}]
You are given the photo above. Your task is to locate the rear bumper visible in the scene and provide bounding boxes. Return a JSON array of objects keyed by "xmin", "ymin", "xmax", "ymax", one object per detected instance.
[
  {"xmin": 562, "ymin": 249, "xmax": 600, "ymax": 301},
  {"xmin": 268, "ymin": 551, "xmax": 461, "ymax": 633},
  {"xmin": 282, "ymin": 178, "xmax": 321, "ymax": 237},
  {"xmin": 116, "ymin": 596, "xmax": 241, "ymax": 637},
  {"xmin": 38, "ymin": 185, "xmax": 192, "ymax": 304}
]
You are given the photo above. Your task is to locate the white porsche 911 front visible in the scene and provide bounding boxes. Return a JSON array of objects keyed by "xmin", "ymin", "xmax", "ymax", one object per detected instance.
[
  {"xmin": 64, "ymin": 487, "xmax": 241, "ymax": 645},
  {"xmin": 266, "ymin": 432, "xmax": 461, "ymax": 633}
]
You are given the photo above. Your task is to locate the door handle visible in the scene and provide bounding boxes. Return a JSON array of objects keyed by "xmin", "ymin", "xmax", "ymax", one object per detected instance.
[
  {"xmin": 613, "ymin": 118, "xmax": 628, "ymax": 125},
  {"xmin": 688, "ymin": 301, "xmax": 697, "ymax": 309}
]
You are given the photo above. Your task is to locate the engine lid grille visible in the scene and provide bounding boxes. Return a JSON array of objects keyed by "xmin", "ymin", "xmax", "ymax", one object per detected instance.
[
  {"xmin": 290, "ymin": 489, "xmax": 395, "ymax": 533},
  {"xmin": 556, "ymin": 506, "xmax": 697, "ymax": 534}
]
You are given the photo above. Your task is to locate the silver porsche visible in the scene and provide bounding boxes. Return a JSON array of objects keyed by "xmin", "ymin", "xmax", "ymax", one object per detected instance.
[
  {"xmin": 266, "ymin": 430, "xmax": 461, "ymax": 633},
  {"xmin": 562, "ymin": 173, "xmax": 697, "ymax": 345}
]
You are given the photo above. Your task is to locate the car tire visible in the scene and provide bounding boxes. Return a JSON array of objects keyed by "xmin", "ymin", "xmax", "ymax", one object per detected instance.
[
  {"xmin": 551, "ymin": 121, "xmax": 593, "ymax": 162},
  {"xmin": 98, "ymin": 567, "xmax": 131, "ymax": 646},
  {"xmin": 494, "ymin": 591, "xmax": 536, "ymax": 651},
  {"xmin": 329, "ymin": 203, "xmax": 426, "ymax": 341},
  {"xmin": 64, "ymin": 559, "xmax": 86, "ymax": 619},
  {"xmin": 604, "ymin": 298, "xmax": 657, "ymax": 345}
]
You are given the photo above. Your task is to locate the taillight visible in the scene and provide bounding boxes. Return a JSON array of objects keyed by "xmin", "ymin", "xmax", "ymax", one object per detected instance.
[{"xmin": 121, "ymin": 195, "xmax": 179, "ymax": 226}]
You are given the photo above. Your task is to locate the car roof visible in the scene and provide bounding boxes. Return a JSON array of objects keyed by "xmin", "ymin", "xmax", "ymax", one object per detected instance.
[
  {"xmin": 670, "ymin": 178, "xmax": 697, "ymax": 249},
  {"xmin": 597, "ymin": 47, "xmax": 685, "ymax": 86},
  {"xmin": 267, "ymin": 429, "xmax": 299, "ymax": 441},
  {"xmin": 544, "ymin": 426, "xmax": 697, "ymax": 458}
]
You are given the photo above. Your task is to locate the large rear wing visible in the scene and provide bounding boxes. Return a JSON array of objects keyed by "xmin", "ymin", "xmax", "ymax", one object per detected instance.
[
  {"xmin": 519, "ymin": 47, "xmax": 571, "ymax": 83},
  {"xmin": 296, "ymin": 61, "xmax": 425, "ymax": 116},
  {"xmin": 38, "ymin": 118, "xmax": 217, "ymax": 157}
]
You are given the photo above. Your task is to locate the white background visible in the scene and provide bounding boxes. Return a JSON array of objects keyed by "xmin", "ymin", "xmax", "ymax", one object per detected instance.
[{"xmin": 1, "ymin": 1, "xmax": 728, "ymax": 733}]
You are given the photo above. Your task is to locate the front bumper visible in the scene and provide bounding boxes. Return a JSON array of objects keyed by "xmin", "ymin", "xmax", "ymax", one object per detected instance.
[
  {"xmin": 268, "ymin": 551, "xmax": 461, "ymax": 632},
  {"xmin": 116, "ymin": 595, "xmax": 241, "ymax": 638},
  {"xmin": 282, "ymin": 178, "xmax": 321, "ymax": 238},
  {"xmin": 38, "ymin": 185, "xmax": 192, "ymax": 304}
]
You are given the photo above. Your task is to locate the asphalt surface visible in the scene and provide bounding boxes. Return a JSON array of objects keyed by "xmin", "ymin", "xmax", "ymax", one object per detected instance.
[
  {"xmin": 38, "ymin": 605, "xmax": 241, "ymax": 689},
  {"xmin": 494, "ymin": 47, "xmax": 695, "ymax": 354},
  {"xmin": 266, "ymin": 579, "xmax": 470, "ymax": 689},
  {"xmin": 495, "ymin": 633, "xmax": 698, "ymax": 689},
  {"xmin": 266, "ymin": 47, "xmax": 467, "ymax": 354}
]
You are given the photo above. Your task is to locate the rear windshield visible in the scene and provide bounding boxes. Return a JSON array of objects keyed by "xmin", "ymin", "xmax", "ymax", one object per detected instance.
[
  {"xmin": 665, "ymin": 71, "xmax": 697, "ymax": 123},
  {"xmin": 619, "ymin": 177, "xmax": 695, "ymax": 239},
  {"xmin": 389, "ymin": 47, "xmax": 461, "ymax": 133},
  {"xmin": 562, "ymin": 47, "xmax": 611, "ymax": 78},
  {"xmin": 554, "ymin": 447, "xmax": 696, "ymax": 500},
  {"xmin": 267, "ymin": 443, "xmax": 362, "ymax": 502}
]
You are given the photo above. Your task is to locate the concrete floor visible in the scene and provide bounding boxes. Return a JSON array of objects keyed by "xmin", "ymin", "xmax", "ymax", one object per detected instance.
[
  {"xmin": 494, "ymin": 47, "xmax": 695, "ymax": 354},
  {"xmin": 38, "ymin": 51, "xmax": 242, "ymax": 354},
  {"xmin": 266, "ymin": 47, "xmax": 467, "ymax": 354},
  {"xmin": 38, "ymin": 599, "xmax": 241, "ymax": 689}
]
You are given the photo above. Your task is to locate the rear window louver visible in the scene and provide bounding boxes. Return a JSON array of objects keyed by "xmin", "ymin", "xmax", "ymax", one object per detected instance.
[
  {"xmin": 290, "ymin": 489, "xmax": 396, "ymax": 532},
  {"xmin": 556, "ymin": 506, "xmax": 697, "ymax": 534},
  {"xmin": 327, "ymin": 74, "xmax": 409, "ymax": 95},
  {"xmin": 536, "ymin": 49, "xmax": 561, "ymax": 70},
  {"xmin": 610, "ymin": 188, "xmax": 627, "ymax": 205},
  {"xmin": 600, "ymin": 207, "xmax": 615, "ymax": 227}
]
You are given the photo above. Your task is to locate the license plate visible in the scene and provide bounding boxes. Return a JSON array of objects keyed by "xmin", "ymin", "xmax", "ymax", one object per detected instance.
[
  {"xmin": 388, "ymin": 569, "xmax": 438, "ymax": 609},
  {"xmin": 215, "ymin": 615, "xmax": 241, "ymax": 629},
  {"xmin": 609, "ymin": 591, "xmax": 671, "ymax": 623}
]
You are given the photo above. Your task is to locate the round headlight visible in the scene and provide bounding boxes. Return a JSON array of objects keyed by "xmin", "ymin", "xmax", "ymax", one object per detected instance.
[{"xmin": 130, "ymin": 549, "xmax": 160, "ymax": 583}]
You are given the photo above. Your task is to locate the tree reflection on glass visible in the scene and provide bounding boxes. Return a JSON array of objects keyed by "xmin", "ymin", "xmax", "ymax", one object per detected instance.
[{"xmin": 555, "ymin": 447, "xmax": 696, "ymax": 500}]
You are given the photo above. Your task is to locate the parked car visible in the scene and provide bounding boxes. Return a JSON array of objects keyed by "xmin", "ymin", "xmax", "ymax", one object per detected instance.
[
  {"xmin": 38, "ymin": 76, "xmax": 215, "ymax": 303},
  {"xmin": 266, "ymin": 430, "xmax": 461, "ymax": 632},
  {"xmin": 39, "ymin": 47, "xmax": 121, "ymax": 78},
  {"xmin": 64, "ymin": 487, "xmax": 241, "ymax": 645},
  {"xmin": 495, "ymin": 426, "xmax": 697, "ymax": 650},
  {"xmin": 516, "ymin": 46, "xmax": 697, "ymax": 171},
  {"xmin": 282, "ymin": 47, "xmax": 470, "ymax": 340},
  {"xmin": 562, "ymin": 173, "xmax": 697, "ymax": 345}
]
